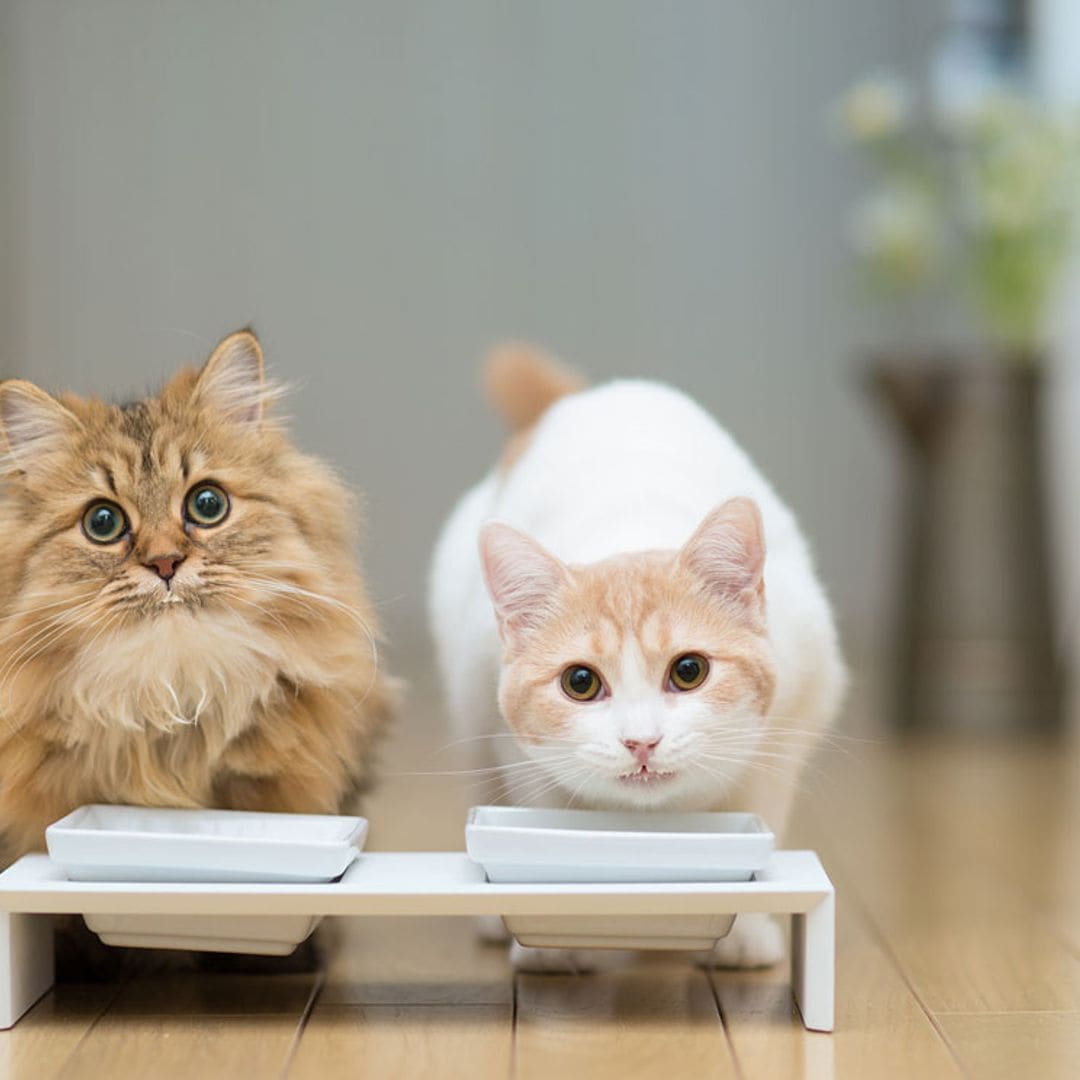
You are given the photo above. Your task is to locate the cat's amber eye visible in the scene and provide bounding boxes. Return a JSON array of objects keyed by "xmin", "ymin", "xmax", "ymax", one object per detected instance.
[
  {"xmin": 81, "ymin": 501, "xmax": 128, "ymax": 545},
  {"xmin": 668, "ymin": 653, "xmax": 709, "ymax": 692},
  {"xmin": 184, "ymin": 483, "xmax": 230, "ymax": 527},
  {"xmin": 560, "ymin": 665, "xmax": 603, "ymax": 702}
]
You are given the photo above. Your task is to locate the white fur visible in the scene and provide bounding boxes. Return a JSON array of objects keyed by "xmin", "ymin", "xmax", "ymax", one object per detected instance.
[{"xmin": 429, "ymin": 380, "xmax": 846, "ymax": 966}]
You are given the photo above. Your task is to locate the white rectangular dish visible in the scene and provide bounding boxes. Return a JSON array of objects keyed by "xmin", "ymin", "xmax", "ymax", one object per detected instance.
[
  {"xmin": 466, "ymin": 806, "xmax": 774, "ymax": 884},
  {"xmin": 46, "ymin": 805, "xmax": 367, "ymax": 884},
  {"xmin": 466, "ymin": 806, "xmax": 774, "ymax": 948}
]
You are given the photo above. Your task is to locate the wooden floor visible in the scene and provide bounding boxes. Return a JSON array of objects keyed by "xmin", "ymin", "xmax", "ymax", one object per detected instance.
[{"xmin": 3, "ymin": 684, "xmax": 1079, "ymax": 1079}]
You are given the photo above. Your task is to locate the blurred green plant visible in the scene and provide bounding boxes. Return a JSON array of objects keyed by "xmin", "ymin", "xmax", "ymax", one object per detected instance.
[{"xmin": 836, "ymin": 75, "xmax": 1080, "ymax": 358}]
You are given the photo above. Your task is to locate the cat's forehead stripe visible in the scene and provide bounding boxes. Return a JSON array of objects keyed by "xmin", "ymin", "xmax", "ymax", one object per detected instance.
[
  {"xmin": 90, "ymin": 464, "xmax": 118, "ymax": 496},
  {"xmin": 97, "ymin": 399, "xmax": 193, "ymax": 489}
]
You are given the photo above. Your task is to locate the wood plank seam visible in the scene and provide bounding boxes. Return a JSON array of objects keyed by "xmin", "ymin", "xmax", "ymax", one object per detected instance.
[
  {"xmin": 279, "ymin": 970, "xmax": 326, "ymax": 1080},
  {"xmin": 837, "ymin": 876, "xmax": 969, "ymax": 1075},
  {"xmin": 52, "ymin": 975, "xmax": 132, "ymax": 1078},
  {"xmin": 510, "ymin": 972, "xmax": 520, "ymax": 1077},
  {"xmin": 705, "ymin": 968, "xmax": 747, "ymax": 1080}
]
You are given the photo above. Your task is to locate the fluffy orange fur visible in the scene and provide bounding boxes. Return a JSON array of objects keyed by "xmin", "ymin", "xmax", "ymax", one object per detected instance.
[
  {"xmin": 484, "ymin": 344, "xmax": 585, "ymax": 471},
  {"xmin": 0, "ymin": 331, "xmax": 394, "ymax": 863}
]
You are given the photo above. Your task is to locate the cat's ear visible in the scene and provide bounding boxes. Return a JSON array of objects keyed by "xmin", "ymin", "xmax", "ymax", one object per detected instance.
[
  {"xmin": 479, "ymin": 523, "xmax": 568, "ymax": 647},
  {"xmin": 679, "ymin": 497, "xmax": 766, "ymax": 622},
  {"xmin": 0, "ymin": 380, "xmax": 81, "ymax": 478},
  {"xmin": 195, "ymin": 329, "xmax": 270, "ymax": 425}
]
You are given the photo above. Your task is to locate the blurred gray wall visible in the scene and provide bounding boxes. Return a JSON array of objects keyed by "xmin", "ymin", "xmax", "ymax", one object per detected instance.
[{"xmin": 0, "ymin": 1, "xmax": 937, "ymax": 666}]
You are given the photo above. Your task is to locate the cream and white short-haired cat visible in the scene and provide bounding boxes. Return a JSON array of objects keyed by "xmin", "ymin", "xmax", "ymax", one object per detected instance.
[{"xmin": 429, "ymin": 346, "xmax": 846, "ymax": 968}]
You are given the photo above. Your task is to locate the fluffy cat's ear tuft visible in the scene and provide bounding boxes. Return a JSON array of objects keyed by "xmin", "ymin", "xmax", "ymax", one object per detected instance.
[
  {"xmin": 479, "ymin": 523, "xmax": 568, "ymax": 647},
  {"xmin": 196, "ymin": 329, "xmax": 281, "ymax": 425},
  {"xmin": 679, "ymin": 497, "xmax": 766, "ymax": 622},
  {"xmin": 0, "ymin": 380, "xmax": 80, "ymax": 478}
]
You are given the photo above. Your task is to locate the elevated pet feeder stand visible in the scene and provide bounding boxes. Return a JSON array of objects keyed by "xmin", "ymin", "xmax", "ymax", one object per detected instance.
[{"xmin": 0, "ymin": 849, "xmax": 835, "ymax": 1032}]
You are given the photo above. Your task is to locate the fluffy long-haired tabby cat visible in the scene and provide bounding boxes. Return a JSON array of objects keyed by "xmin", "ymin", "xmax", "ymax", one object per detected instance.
[
  {"xmin": 0, "ymin": 330, "xmax": 393, "ymax": 866},
  {"xmin": 430, "ymin": 345, "xmax": 846, "ymax": 969}
]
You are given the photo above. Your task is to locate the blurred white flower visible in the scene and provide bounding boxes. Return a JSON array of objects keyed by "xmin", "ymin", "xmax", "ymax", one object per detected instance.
[
  {"xmin": 936, "ymin": 86, "xmax": 1015, "ymax": 136},
  {"xmin": 836, "ymin": 72, "xmax": 1080, "ymax": 348},
  {"xmin": 849, "ymin": 185, "xmax": 938, "ymax": 286},
  {"xmin": 956, "ymin": 96, "xmax": 1079, "ymax": 233},
  {"xmin": 837, "ymin": 75, "xmax": 911, "ymax": 142}
]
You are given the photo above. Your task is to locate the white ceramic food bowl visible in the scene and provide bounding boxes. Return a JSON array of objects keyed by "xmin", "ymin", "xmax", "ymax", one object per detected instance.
[
  {"xmin": 465, "ymin": 806, "xmax": 774, "ymax": 884},
  {"xmin": 82, "ymin": 912, "xmax": 323, "ymax": 956},
  {"xmin": 466, "ymin": 806, "xmax": 775, "ymax": 950},
  {"xmin": 46, "ymin": 805, "xmax": 367, "ymax": 884},
  {"xmin": 46, "ymin": 804, "xmax": 366, "ymax": 954}
]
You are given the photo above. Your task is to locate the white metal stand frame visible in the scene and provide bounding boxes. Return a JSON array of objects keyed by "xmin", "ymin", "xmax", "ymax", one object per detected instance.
[{"xmin": 0, "ymin": 849, "xmax": 834, "ymax": 1032}]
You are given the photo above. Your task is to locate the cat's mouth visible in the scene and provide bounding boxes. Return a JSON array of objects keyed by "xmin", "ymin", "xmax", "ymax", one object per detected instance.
[
  {"xmin": 143, "ymin": 580, "xmax": 206, "ymax": 610},
  {"xmin": 617, "ymin": 765, "xmax": 676, "ymax": 785}
]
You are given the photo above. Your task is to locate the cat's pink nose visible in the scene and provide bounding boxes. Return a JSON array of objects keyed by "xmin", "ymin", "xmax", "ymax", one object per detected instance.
[
  {"xmin": 144, "ymin": 553, "xmax": 185, "ymax": 582},
  {"xmin": 623, "ymin": 736, "xmax": 662, "ymax": 764}
]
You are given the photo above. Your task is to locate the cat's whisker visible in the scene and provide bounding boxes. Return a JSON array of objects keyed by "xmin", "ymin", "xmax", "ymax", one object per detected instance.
[
  {"xmin": 691, "ymin": 747, "xmax": 794, "ymax": 776},
  {"xmin": 237, "ymin": 573, "xmax": 383, "ymax": 689},
  {"xmin": 721, "ymin": 756, "xmax": 816, "ymax": 787},
  {"xmin": 696, "ymin": 733, "xmax": 850, "ymax": 758},
  {"xmin": 0, "ymin": 590, "xmax": 100, "ymax": 626},
  {"xmin": 698, "ymin": 732, "xmax": 866, "ymax": 766},
  {"xmin": 471, "ymin": 765, "xmax": 579, "ymax": 798},
  {"xmin": 1, "ymin": 586, "xmax": 92, "ymax": 603},
  {"xmin": 564, "ymin": 767, "xmax": 599, "ymax": 808},
  {"xmin": 0, "ymin": 604, "xmax": 100, "ymax": 676},
  {"xmin": 241, "ymin": 573, "xmax": 369, "ymax": 619},
  {"xmin": 67, "ymin": 608, "xmax": 127, "ymax": 678},
  {"xmin": 512, "ymin": 770, "xmax": 580, "ymax": 806},
  {"xmin": 391, "ymin": 755, "xmax": 578, "ymax": 780},
  {"xmin": 762, "ymin": 723, "xmax": 879, "ymax": 748},
  {"xmin": 0, "ymin": 594, "xmax": 102, "ymax": 643},
  {"xmin": 530, "ymin": 771, "xmax": 581, "ymax": 808},
  {"xmin": 0, "ymin": 624, "xmax": 83, "ymax": 677},
  {"xmin": 241, "ymin": 575, "xmax": 381, "ymax": 683},
  {"xmin": 692, "ymin": 757, "xmax": 820, "ymax": 800},
  {"xmin": 0, "ymin": 607, "xmax": 101, "ymax": 689},
  {"xmin": 688, "ymin": 759, "xmax": 741, "ymax": 787},
  {"xmin": 695, "ymin": 747, "xmax": 802, "ymax": 775},
  {"xmin": 488, "ymin": 764, "xmax": 557, "ymax": 800},
  {"xmin": 215, "ymin": 588, "xmax": 300, "ymax": 644},
  {"xmin": 696, "ymin": 739, "xmax": 808, "ymax": 758},
  {"xmin": 436, "ymin": 732, "xmax": 580, "ymax": 750}
]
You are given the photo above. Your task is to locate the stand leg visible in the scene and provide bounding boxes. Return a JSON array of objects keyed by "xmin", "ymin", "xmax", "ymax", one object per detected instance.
[
  {"xmin": 0, "ymin": 913, "xmax": 55, "ymax": 1029},
  {"xmin": 791, "ymin": 893, "xmax": 834, "ymax": 1032}
]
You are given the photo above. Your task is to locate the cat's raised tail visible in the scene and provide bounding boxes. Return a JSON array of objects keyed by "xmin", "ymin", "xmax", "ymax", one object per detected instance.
[{"xmin": 483, "ymin": 343, "xmax": 585, "ymax": 432}]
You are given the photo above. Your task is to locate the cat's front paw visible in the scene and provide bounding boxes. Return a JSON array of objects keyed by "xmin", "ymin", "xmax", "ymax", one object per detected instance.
[
  {"xmin": 700, "ymin": 913, "xmax": 785, "ymax": 970},
  {"xmin": 509, "ymin": 941, "xmax": 599, "ymax": 973}
]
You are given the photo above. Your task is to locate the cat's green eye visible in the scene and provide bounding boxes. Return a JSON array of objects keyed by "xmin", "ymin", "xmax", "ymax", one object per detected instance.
[
  {"xmin": 669, "ymin": 653, "xmax": 709, "ymax": 692},
  {"xmin": 81, "ymin": 501, "xmax": 128, "ymax": 545},
  {"xmin": 184, "ymin": 483, "xmax": 230, "ymax": 527},
  {"xmin": 561, "ymin": 665, "xmax": 603, "ymax": 702}
]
